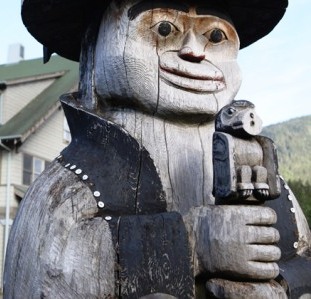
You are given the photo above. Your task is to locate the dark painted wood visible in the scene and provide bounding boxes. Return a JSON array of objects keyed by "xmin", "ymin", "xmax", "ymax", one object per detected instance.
[
  {"xmin": 118, "ymin": 212, "xmax": 194, "ymax": 298},
  {"xmin": 60, "ymin": 94, "xmax": 166, "ymax": 216}
]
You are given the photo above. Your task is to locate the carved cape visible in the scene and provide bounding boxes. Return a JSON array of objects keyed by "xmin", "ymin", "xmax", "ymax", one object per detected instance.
[{"xmin": 4, "ymin": 93, "xmax": 194, "ymax": 298}]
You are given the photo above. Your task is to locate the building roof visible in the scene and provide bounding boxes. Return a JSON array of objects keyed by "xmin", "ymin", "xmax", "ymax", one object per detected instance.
[
  {"xmin": 0, "ymin": 55, "xmax": 79, "ymax": 149},
  {"xmin": 0, "ymin": 54, "xmax": 78, "ymax": 82}
]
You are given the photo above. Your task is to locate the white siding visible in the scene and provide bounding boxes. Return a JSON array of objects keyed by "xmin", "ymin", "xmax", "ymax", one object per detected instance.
[
  {"xmin": 0, "ymin": 153, "xmax": 8, "ymax": 186},
  {"xmin": 21, "ymin": 108, "xmax": 68, "ymax": 161},
  {"xmin": 0, "ymin": 186, "xmax": 16, "ymax": 213},
  {"xmin": 10, "ymin": 154, "xmax": 22, "ymax": 187},
  {"xmin": 0, "ymin": 151, "xmax": 19, "ymax": 212},
  {"xmin": 2, "ymin": 78, "xmax": 55, "ymax": 123},
  {"xmin": 0, "ymin": 152, "xmax": 22, "ymax": 187}
]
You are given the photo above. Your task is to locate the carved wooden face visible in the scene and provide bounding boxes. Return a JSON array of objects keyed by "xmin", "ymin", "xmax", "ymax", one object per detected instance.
[{"xmin": 94, "ymin": 1, "xmax": 241, "ymax": 120}]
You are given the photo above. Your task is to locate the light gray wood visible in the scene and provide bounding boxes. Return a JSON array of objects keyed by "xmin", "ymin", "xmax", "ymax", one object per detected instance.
[
  {"xmin": 187, "ymin": 205, "xmax": 281, "ymax": 280},
  {"xmin": 4, "ymin": 163, "xmax": 115, "ymax": 298},
  {"xmin": 206, "ymin": 279, "xmax": 287, "ymax": 299}
]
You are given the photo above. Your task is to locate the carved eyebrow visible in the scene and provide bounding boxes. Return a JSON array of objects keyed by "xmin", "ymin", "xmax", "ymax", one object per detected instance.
[{"xmin": 128, "ymin": 0, "xmax": 189, "ymax": 20}]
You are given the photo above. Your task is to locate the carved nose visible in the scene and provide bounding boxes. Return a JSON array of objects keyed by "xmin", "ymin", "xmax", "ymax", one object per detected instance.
[
  {"xmin": 179, "ymin": 47, "xmax": 206, "ymax": 62},
  {"xmin": 178, "ymin": 30, "xmax": 206, "ymax": 63}
]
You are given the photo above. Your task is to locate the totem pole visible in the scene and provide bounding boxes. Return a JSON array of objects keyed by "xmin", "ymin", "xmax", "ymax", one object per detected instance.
[{"xmin": 4, "ymin": 0, "xmax": 311, "ymax": 298}]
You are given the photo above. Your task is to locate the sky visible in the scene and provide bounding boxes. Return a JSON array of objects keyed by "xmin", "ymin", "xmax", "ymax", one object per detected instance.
[{"xmin": 0, "ymin": 1, "xmax": 310, "ymax": 126}]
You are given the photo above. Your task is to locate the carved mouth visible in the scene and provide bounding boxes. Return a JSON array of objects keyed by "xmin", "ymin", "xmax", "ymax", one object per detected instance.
[
  {"xmin": 159, "ymin": 52, "xmax": 225, "ymax": 92},
  {"xmin": 160, "ymin": 67, "xmax": 225, "ymax": 92}
]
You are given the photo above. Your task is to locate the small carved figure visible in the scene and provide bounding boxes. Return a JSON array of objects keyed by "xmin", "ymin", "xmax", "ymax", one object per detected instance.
[{"xmin": 213, "ymin": 100, "xmax": 281, "ymax": 202}]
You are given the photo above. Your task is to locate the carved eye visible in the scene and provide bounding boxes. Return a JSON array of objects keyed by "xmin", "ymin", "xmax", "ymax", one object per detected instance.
[
  {"xmin": 227, "ymin": 107, "xmax": 236, "ymax": 115},
  {"xmin": 152, "ymin": 21, "xmax": 177, "ymax": 37},
  {"xmin": 209, "ymin": 29, "xmax": 227, "ymax": 44}
]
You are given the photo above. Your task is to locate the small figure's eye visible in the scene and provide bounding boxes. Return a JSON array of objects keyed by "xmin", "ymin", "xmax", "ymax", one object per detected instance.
[
  {"xmin": 227, "ymin": 107, "xmax": 236, "ymax": 115},
  {"xmin": 209, "ymin": 28, "xmax": 227, "ymax": 44},
  {"xmin": 152, "ymin": 21, "xmax": 177, "ymax": 37}
]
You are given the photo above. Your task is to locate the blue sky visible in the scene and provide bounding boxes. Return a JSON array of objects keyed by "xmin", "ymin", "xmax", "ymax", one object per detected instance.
[{"xmin": 1, "ymin": 1, "xmax": 310, "ymax": 126}]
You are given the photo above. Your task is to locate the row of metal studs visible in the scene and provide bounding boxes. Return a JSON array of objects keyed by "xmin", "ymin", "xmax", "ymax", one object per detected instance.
[
  {"xmin": 280, "ymin": 176, "xmax": 298, "ymax": 249},
  {"xmin": 55, "ymin": 154, "xmax": 300, "ymax": 244},
  {"xmin": 56, "ymin": 155, "xmax": 112, "ymax": 221}
]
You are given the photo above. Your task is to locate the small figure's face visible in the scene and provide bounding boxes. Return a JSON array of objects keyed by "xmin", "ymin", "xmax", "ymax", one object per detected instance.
[
  {"xmin": 216, "ymin": 101, "xmax": 263, "ymax": 137},
  {"xmin": 95, "ymin": 0, "xmax": 241, "ymax": 120}
]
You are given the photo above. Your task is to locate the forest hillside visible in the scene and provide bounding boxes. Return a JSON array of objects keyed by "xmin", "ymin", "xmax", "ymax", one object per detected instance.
[{"xmin": 262, "ymin": 115, "xmax": 311, "ymax": 225}]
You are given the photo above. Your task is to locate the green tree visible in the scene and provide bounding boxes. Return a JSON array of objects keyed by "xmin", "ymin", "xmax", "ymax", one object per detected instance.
[{"xmin": 288, "ymin": 179, "xmax": 311, "ymax": 227}]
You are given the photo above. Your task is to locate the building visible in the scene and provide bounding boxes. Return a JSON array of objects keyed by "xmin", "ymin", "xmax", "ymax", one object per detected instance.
[{"xmin": 0, "ymin": 54, "xmax": 79, "ymax": 288}]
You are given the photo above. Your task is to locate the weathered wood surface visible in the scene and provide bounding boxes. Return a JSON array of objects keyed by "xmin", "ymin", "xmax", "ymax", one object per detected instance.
[
  {"xmin": 206, "ymin": 279, "xmax": 287, "ymax": 299},
  {"xmin": 5, "ymin": 0, "xmax": 311, "ymax": 298},
  {"xmin": 4, "ymin": 163, "xmax": 116, "ymax": 298}
]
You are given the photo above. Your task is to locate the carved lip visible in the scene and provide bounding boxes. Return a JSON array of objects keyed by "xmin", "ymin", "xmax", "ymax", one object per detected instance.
[{"xmin": 159, "ymin": 52, "xmax": 225, "ymax": 92}]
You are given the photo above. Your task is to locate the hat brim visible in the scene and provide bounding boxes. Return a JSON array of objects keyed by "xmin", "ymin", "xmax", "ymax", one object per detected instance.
[{"xmin": 21, "ymin": 0, "xmax": 288, "ymax": 62}]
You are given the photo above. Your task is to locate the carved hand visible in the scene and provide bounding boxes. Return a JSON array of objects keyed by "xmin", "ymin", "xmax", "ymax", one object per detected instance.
[
  {"xmin": 206, "ymin": 278, "xmax": 287, "ymax": 299},
  {"xmin": 193, "ymin": 205, "xmax": 281, "ymax": 280}
]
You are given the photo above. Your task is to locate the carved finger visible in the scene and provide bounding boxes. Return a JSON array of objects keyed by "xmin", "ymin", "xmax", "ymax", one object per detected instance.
[
  {"xmin": 139, "ymin": 294, "xmax": 177, "ymax": 299},
  {"xmin": 247, "ymin": 226, "xmax": 280, "ymax": 244},
  {"xmin": 206, "ymin": 279, "xmax": 287, "ymax": 299},
  {"xmin": 248, "ymin": 244, "xmax": 281, "ymax": 262},
  {"xmin": 245, "ymin": 206, "xmax": 277, "ymax": 225},
  {"xmin": 246, "ymin": 261, "xmax": 280, "ymax": 280}
]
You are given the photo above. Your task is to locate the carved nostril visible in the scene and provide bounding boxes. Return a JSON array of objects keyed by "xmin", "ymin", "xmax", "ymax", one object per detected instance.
[{"xmin": 179, "ymin": 47, "xmax": 205, "ymax": 63}]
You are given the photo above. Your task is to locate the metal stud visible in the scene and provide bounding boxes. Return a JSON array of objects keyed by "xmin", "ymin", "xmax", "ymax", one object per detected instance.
[
  {"xmin": 75, "ymin": 169, "xmax": 82, "ymax": 175},
  {"xmin": 288, "ymin": 195, "xmax": 293, "ymax": 201},
  {"xmin": 94, "ymin": 191, "xmax": 101, "ymax": 198},
  {"xmin": 57, "ymin": 155, "xmax": 63, "ymax": 160},
  {"xmin": 290, "ymin": 207, "xmax": 295, "ymax": 213},
  {"xmin": 65, "ymin": 163, "xmax": 70, "ymax": 168},
  {"xmin": 284, "ymin": 184, "xmax": 290, "ymax": 190},
  {"xmin": 293, "ymin": 242, "xmax": 299, "ymax": 249},
  {"xmin": 70, "ymin": 165, "xmax": 77, "ymax": 170},
  {"xmin": 82, "ymin": 175, "xmax": 88, "ymax": 181},
  {"xmin": 97, "ymin": 201, "xmax": 105, "ymax": 209},
  {"xmin": 105, "ymin": 216, "xmax": 112, "ymax": 221}
]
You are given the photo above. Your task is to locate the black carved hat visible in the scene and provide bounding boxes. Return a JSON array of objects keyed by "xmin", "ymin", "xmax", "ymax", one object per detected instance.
[{"xmin": 21, "ymin": 0, "xmax": 288, "ymax": 62}]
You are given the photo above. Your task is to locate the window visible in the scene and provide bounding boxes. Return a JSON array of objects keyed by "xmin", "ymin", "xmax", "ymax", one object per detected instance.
[{"xmin": 23, "ymin": 154, "xmax": 48, "ymax": 185}]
